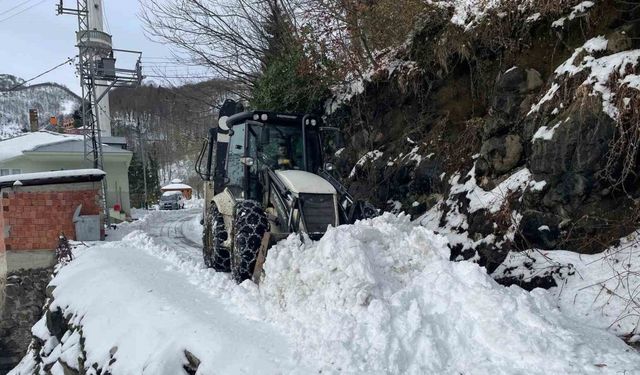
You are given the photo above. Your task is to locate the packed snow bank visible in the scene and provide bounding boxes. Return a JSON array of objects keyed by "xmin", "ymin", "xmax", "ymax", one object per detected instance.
[
  {"xmin": 10, "ymin": 237, "xmax": 304, "ymax": 375},
  {"xmin": 259, "ymin": 214, "xmax": 640, "ymax": 374},
  {"xmin": 12, "ymin": 213, "xmax": 640, "ymax": 374},
  {"xmin": 494, "ymin": 229, "xmax": 640, "ymax": 338}
]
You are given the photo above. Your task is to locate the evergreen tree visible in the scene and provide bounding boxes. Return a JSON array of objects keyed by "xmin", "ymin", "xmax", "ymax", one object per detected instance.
[
  {"xmin": 250, "ymin": 1, "xmax": 329, "ymax": 113},
  {"xmin": 128, "ymin": 151, "xmax": 161, "ymax": 208}
]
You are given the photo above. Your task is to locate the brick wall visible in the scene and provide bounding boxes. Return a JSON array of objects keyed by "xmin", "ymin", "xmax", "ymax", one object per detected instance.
[
  {"xmin": 0, "ymin": 202, "xmax": 4, "ymax": 253},
  {"xmin": 0, "ymin": 184, "xmax": 101, "ymax": 251}
]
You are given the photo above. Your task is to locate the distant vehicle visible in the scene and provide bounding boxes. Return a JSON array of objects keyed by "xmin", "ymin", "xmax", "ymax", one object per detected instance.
[{"xmin": 159, "ymin": 191, "xmax": 185, "ymax": 210}]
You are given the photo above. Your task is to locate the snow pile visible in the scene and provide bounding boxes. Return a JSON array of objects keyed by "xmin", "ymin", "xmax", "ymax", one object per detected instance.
[
  {"xmin": 494, "ymin": 229, "xmax": 640, "ymax": 338},
  {"xmin": 184, "ymin": 198, "xmax": 204, "ymax": 209},
  {"xmin": 10, "ymin": 237, "xmax": 302, "ymax": 375},
  {"xmin": 11, "ymin": 212, "xmax": 640, "ymax": 374},
  {"xmin": 260, "ymin": 214, "xmax": 640, "ymax": 373}
]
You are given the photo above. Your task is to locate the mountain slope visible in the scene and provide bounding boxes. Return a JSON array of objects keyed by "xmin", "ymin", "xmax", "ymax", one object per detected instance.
[{"xmin": 0, "ymin": 74, "xmax": 81, "ymax": 139}]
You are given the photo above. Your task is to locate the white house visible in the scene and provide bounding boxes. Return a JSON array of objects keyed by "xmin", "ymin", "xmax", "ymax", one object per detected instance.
[{"xmin": 0, "ymin": 131, "xmax": 132, "ymax": 220}]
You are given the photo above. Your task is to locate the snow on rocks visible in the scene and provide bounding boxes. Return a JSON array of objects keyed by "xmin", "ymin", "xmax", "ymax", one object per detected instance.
[
  {"xmin": 349, "ymin": 150, "xmax": 383, "ymax": 178},
  {"xmin": 529, "ymin": 35, "xmax": 640, "ymax": 121},
  {"xmin": 260, "ymin": 214, "xmax": 640, "ymax": 374},
  {"xmin": 450, "ymin": 166, "xmax": 534, "ymax": 214},
  {"xmin": 531, "ymin": 121, "xmax": 561, "ymax": 142},
  {"xmin": 552, "ymin": 1, "xmax": 595, "ymax": 29},
  {"xmin": 324, "ymin": 54, "xmax": 419, "ymax": 115},
  {"xmin": 494, "ymin": 229, "xmax": 640, "ymax": 338}
]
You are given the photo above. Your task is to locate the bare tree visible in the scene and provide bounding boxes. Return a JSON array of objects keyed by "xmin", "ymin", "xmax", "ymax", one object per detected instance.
[{"xmin": 140, "ymin": 0, "xmax": 299, "ymax": 90}]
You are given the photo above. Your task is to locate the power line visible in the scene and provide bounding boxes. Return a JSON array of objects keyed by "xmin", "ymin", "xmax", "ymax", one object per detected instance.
[
  {"xmin": 0, "ymin": 0, "xmax": 34, "ymax": 16},
  {"xmin": 0, "ymin": 0, "xmax": 46, "ymax": 23},
  {"xmin": 102, "ymin": 0, "xmax": 111, "ymax": 34},
  {"xmin": 0, "ymin": 56, "xmax": 77, "ymax": 92}
]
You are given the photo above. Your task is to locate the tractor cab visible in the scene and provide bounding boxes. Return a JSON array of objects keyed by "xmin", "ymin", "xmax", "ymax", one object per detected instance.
[
  {"xmin": 221, "ymin": 111, "xmax": 325, "ymax": 201},
  {"xmin": 196, "ymin": 100, "xmax": 377, "ymax": 283}
]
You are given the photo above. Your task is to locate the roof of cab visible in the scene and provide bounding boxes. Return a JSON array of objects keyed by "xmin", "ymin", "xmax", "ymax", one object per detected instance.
[{"xmin": 225, "ymin": 111, "xmax": 322, "ymax": 127}]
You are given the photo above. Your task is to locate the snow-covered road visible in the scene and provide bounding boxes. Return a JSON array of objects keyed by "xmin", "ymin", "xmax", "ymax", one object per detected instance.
[{"xmin": 142, "ymin": 208, "xmax": 203, "ymax": 263}]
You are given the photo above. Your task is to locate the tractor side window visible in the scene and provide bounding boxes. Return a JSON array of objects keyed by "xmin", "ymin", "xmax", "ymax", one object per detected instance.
[
  {"xmin": 226, "ymin": 123, "xmax": 246, "ymax": 196},
  {"xmin": 319, "ymin": 127, "xmax": 344, "ymax": 166},
  {"xmin": 247, "ymin": 125, "xmax": 263, "ymax": 201}
]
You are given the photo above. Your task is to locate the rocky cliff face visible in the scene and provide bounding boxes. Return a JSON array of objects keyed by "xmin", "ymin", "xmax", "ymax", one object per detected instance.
[{"xmin": 328, "ymin": 0, "xmax": 640, "ymax": 276}]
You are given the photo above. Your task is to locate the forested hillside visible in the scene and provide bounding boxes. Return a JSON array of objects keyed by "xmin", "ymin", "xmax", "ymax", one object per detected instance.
[
  {"xmin": 0, "ymin": 74, "xmax": 80, "ymax": 139},
  {"xmin": 109, "ymin": 80, "xmax": 237, "ymax": 200}
]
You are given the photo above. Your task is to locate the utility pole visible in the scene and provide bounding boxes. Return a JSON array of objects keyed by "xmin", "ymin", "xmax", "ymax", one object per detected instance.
[
  {"xmin": 137, "ymin": 115, "xmax": 148, "ymax": 209},
  {"xmin": 57, "ymin": 0, "xmax": 143, "ymax": 224}
]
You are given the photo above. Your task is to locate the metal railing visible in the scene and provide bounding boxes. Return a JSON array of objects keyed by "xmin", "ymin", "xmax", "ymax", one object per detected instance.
[{"xmin": 76, "ymin": 30, "xmax": 112, "ymax": 49}]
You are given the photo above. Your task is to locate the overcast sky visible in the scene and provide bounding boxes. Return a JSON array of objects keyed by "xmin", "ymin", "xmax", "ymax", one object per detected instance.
[{"xmin": 0, "ymin": 0, "xmax": 195, "ymax": 95}]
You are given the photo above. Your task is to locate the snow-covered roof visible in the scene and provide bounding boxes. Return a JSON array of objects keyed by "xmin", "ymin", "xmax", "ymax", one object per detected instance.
[
  {"xmin": 161, "ymin": 183, "xmax": 192, "ymax": 190},
  {"xmin": 0, "ymin": 131, "xmax": 83, "ymax": 162},
  {"xmin": 161, "ymin": 190, "xmax": 184, "ymax": 197},
  {"xmin": 0, "ymin": 168, "xmax": 105, "ymax": 187},
  {"xmin": 29, "ymin": 139, "xmax": 129, "ymax": 154}
]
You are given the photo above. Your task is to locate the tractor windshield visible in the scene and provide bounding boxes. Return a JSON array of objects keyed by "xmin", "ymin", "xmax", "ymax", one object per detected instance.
[
  {"xmin": 224, "ymin": 121, "xmax": 323, "ymax": 200},
  {"xmin": 247, "ymin": 123, "xmax": 322, "ymax": 173}
]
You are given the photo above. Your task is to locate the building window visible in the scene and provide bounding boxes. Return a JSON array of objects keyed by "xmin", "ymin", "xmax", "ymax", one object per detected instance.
[{"xmin": 0, "ymin": 169, "xmax": 21, "ymax": 176}]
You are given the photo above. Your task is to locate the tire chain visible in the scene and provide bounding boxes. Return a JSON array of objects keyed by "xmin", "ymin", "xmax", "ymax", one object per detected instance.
[
  {"xmin": 203, "ymin": 204, "xmax": 230, "ymax": 271},
  {"xmin": 231, "ymin": 200, "xmax": 269, "ymax": 283}
]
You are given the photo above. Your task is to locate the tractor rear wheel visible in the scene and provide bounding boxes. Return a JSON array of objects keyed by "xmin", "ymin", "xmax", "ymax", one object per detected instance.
[
  {"xmin": 231, "ymin": 200, "xmax": 269, "ymax": 283},
  {"xmin": 203, "ymin": 204, "xmax": 230, "ymax": 271}
]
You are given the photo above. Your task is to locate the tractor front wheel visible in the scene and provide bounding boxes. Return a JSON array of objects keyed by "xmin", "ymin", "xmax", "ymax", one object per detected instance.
[
  {"xmin": 231, "ymin": 200, "xmax": 269, "ymax": 283},
  {"xmin": 203, "ymin": 204, "xmax": 230, "ymax": 271}
]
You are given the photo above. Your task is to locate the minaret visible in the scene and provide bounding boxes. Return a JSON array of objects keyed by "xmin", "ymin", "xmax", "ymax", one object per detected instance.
[{"xmin": 88, "ymin": 0, "xmax": 112, "ymax": 137}]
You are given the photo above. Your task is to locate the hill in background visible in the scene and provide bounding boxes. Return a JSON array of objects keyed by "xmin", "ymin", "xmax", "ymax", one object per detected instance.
[{"xmin": 0, "ymin": 74, "xmax": 81, "ymax": 139}]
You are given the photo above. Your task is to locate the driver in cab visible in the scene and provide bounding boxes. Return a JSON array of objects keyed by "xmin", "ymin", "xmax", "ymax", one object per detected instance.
[{"xmin": 275, "ymin": 143, "xmax": 293, "ymax": 169}]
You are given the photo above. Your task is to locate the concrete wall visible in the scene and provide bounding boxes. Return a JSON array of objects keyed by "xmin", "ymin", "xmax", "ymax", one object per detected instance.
[{"xmin": 0, "ymin": 153, "xmax": 132, "ymax": 215}]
